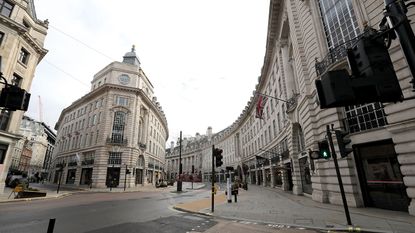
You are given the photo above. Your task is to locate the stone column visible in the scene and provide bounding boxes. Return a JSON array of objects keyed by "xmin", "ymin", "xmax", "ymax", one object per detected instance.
[
  {"xmin": 270, "ymin": 166, "xmax": 276, "ymax": 188},
  {"xmin": 291, "ymin": 157, "xmax": 303, "ymax": 195},
  {"xmin": 255, "ymin": 165, "xmax": 260, "ymax": 185},
  {"xmin": 280, "ymin": 41, "xmax": 296, "ymax": 99},
  {"xmin": 282, "ymin": 167, "xmax": 290, "ymax": 191}
]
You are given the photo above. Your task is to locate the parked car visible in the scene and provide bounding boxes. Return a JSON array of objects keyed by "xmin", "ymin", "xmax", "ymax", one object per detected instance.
[
  {"xmin": 156, "ymin": 180, "xmax": 168, "ymax": 188},
  {"xmin": 5, "ymin": 174, "xmax": 23, "ymax": 188}
]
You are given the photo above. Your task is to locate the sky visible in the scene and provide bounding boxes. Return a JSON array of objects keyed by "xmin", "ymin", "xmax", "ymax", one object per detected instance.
[{"xmin": 28, "ymin": 0, "xmax": 269, "ymax": 146}]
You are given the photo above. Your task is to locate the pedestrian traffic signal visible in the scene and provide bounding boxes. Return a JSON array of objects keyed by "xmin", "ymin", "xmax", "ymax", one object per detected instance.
[
  {"xmin": 213, "ymin": 148, "xmax": 223, "ymax": 167},
  {"xmin": 318, "ymin": 140, "xmax": 331, "ymax": 159},
  {"xmin": 335, "ymin": 130, "xmax": 353, "ymax": 158}
]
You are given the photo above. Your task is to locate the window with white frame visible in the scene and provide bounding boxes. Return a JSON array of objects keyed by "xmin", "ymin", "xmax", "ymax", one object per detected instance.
[
  {"xmin": 318, "ymin": 0, "xmax": 359, "ymax": 49},
  {"xmin": 115, "ymin": 96, "xmax": 129, "ymax": 106},
  {"xmin": 0, "ymin": 0, "xmax": 13, "ymax": 18}
]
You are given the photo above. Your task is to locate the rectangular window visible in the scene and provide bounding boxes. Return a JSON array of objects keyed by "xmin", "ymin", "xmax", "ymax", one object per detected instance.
[
  {"xmin": 0, "ymin": 110, "xmax": 10, "ymax": 131},
  {"xmin": 0, "ymin": 144, "xmax": 7, "ymax": 164},
  {"xmin": 12, "ymin": 73, "xmax": 22, "ymax": 86},
  {"xmin": 18, "ymin": 48, "xmax": 30, "ymax": 65},
  {"xmin": 0, "ymin": 0, "xmax": 13, "ymax": 17},
  {"xmin": 92, "ymin": 114, "xmax": 97, "ymax": 125},
  {"xmin": 318, "ymin": 0, "xmax": 359, "ymax": 49},
  {"xmin": 0, "ymin": 31, "xmax": 4, "ymax": 45},
  {"xmin": 115, "ymin": 96, "xmax": 128, "ymax": 106},
  {"xmin": 108, "ymin": 152, "xmax": 122, "ymax": 165},
  {"xmin": 95, "ymin": 130, "xmax": 99, "ymax": 144}
]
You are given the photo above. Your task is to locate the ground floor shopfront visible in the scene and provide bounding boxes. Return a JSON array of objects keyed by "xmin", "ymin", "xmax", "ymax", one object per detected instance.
[
  {"xmin": 202, "ymin": 138, "xmax": 411, "ymax": 214},
  {"xmin": 50, "ymin": 149, "xmax": 165, "ymax": 189},
  {"xmin": 51, "ymin": 163, "xmax": 164, "ymax": 189}
]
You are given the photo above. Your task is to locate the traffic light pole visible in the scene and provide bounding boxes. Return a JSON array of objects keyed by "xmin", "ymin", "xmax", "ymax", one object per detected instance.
[
  {"xmin": 211, "ymin": 145, "xmax": 215, "ymax": 213},
  {"xmin": 326, "ymin": 125, "xmax": 352, "ymax": 226},
  {"xmin": 177, "ymin": 131, "xmax": 182, "ymax": 192},
  {"xmin": 124, "ymin": 164, "xmax": 127, "ymax": 191}
]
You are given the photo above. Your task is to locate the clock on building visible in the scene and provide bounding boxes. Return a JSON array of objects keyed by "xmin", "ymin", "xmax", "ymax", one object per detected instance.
[{"xmin": 118, "ymin": 74, "xmax": 130, "ymax": 85}]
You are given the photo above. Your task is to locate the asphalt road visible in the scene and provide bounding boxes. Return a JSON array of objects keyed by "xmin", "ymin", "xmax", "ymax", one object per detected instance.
[{"xmin": 0, "ymin": 189, "xmax": 214, "ymax": 233}]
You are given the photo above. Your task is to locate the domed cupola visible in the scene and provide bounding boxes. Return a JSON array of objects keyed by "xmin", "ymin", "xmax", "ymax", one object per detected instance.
[{"xmin": 122, "ymin": 45, "xmax": 141, "ymax": 67}]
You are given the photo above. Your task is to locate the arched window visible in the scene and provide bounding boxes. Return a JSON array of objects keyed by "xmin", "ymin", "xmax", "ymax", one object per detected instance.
[{"xmin": 111, "ymin": 111, "xmax": 126, "ymax": 143}]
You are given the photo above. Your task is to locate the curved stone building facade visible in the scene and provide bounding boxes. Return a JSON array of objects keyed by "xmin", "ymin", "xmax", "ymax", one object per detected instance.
[
  {"xmin": 0, "ymin": 0, "xmax": 48, "ymax": 193},
  {"xmin": 166, "ymin": 0, "xmax": 415, "ymax": 215},
  {"xmin": 51, "ymin": 47, "xmax": 168, "ymax": 188}
]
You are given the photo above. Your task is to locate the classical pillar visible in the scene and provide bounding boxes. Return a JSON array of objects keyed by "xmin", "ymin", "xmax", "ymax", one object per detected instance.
[
  {"xmin": 270, "ymin": 166, "xmax": 276, "ymax": 188},
  {"xmin": 282, "ymin": 167, "xmax": 290, "ymax": 191},
  {"xmin": 255, "ymin": 165, "xmax": 260, "ymax": 185},
  {"xmin": 280, "ymin": 40, "xmax": 296, "ymax": 99},
  {"xmin": 291, "ymin": 157, "xmax": 303, "ymax": 195},
  {"xmin": 262, "ymin": 167, "xmax": 266, "ymax": 187}
]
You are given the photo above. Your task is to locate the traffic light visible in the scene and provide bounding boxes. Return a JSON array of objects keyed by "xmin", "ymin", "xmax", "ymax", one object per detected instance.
[
  {"xmin": 346, "ymin": 33, "xmax": 403, "ymax": 103},
  {"xmin": 213, "ymin": 148, "xmax": 223, "ymax": 167},
  {"xmin": 318, "ymin": 140, "xmax": 331, "ymax": 159},
  {"xmin": 315, "ymin": 30, "xmax": 403, "ymax": 109},
  {"xmin": 335, "ymin": 130, "xmax": 353, "ymax": 158},
  {"xmin": 315, "ymin": 69, "xmax": 354, "ymax": 108},
  {"xmin": 0, "ymin": 85, "xmax": 31, "ymax": 111}
]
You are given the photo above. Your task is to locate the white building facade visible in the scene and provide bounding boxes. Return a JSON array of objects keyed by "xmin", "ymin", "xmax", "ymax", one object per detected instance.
[
  {"xmin": 0, "ymin": 0, "xmax": 48, "ymax": 193},
  {"xmin": 51, "ymin": 47, "xmax": 168, "ymax": 188},
  {"xmin": 10, "ymin": 116, "xmax": 49, "ymax": 177},
  {"xmin": 166, "ymin": 0, "xmax": 415, "ymax": 216}
]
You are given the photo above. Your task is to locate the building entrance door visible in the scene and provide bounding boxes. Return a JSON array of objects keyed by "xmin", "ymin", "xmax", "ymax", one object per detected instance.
[
  {"xmin": 355, "ymin": 140, "xmax": 409, "ymax": 212},
  {"xmin": 135, "ymin": 169, "xmax": 143, "ymax": 185},
  {"xmin": 106, "ymin": 167, "xmax": 120, "ymax": 188},
  {"xmin": 80, "ymin": 168, "xmax": 93, "ymax": 185},
  {"xmin": 299, "ymin": 157, "xmax": 312, "ymax": 194}
]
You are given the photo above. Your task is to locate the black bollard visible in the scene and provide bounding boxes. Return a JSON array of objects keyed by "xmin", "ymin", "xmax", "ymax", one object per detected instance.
[
  {"xmin": 234, "ymin": 193, "xmax": 237, "ymax": 203},
  {"xmin": 47, "ymin": 218, "xmax": 56, "ymax": 233}
]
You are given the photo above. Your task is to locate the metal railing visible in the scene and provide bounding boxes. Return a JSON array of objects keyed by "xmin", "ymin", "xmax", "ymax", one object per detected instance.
[
  {"xmin": 67, "ymin": 161, "xmax": 77, "ymax": 167},
  {"xmin": 81, "ymin": 159, "xmax": 94, "ymax": 166},
  {"xmin": 315, "ymin": 36, "xmax": 361, "ymax": 76},
  {"xmin": 106, "ymin": 137, "xmax": 128, "ymax": 145},
  {"xmin": 108, "ymin": 158, "xmax": 122, "ymax": 165}
]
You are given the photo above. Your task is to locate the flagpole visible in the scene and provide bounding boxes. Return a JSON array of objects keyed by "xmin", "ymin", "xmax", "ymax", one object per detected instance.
[{"xmin": 254, "ymin": 91, "xmax": 290, "ymax": 103}]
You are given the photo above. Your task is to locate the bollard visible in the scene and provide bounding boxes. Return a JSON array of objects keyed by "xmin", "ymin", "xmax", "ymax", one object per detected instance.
[
  {"xmin": 47, "ymin": 218, "xmax": 56, "ymax": 233},
  {"xmin": 234, "ymin": 193, "xmax": 237, "ymax": 203}
]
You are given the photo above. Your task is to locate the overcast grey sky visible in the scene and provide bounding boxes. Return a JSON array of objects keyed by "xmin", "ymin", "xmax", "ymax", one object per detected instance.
[{"xmin": 28, "ymin": 0, "xmax": 269, "ymax": 145}]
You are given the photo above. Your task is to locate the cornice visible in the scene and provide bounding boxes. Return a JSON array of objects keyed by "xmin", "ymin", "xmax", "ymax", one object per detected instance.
[{"xmin": 0, "ymin": 15, "xmax": 48, "ymax": 60}]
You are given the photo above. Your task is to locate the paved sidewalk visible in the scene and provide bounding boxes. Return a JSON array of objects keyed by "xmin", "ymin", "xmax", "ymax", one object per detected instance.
[
  {"xmin": 175, "ymin": 184, "xmax": 415, "ymax": 233},
  {"xmin": 0, "ymin": 182, "xmax": 205, "ymax": 203},
  {"xmin": 175, "ymin": 193, "xmax": 227, "ymax": 213}
]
